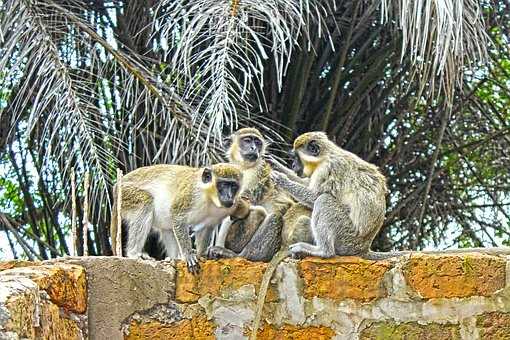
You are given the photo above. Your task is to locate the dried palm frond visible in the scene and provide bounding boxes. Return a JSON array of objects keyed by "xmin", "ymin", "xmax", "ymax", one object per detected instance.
[
  {"xmin": 0, "ymin": 0, "xmax": 220, "ymax": 218},
  {"xmin": 155, "ymin": 0, "xmax": 332, "ymax": 142},
  {"xmin": 380, "ymin": 0, "xmax": 489, "ymax": 103}
]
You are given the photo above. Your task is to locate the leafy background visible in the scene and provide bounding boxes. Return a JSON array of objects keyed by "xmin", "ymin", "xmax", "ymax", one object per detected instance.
[{"xmin": 0, "ymin": 0, "xmax": 508, "ymax": 260}]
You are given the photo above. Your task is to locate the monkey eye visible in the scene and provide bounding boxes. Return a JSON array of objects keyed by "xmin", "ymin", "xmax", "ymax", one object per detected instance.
[
  {"xmin": 242, "ymin": 136, "xmax": 252, "ymax": 143},
  {"xmin": 231, "ymin": 182, "xmax": 239, "ymax": 193},
  {"xmin": 202, "ymin": 168, "xmax": 212, "ymax": 183},
  {"xmin": 254, "ymin": 138, "xmax": 262, "ymax": 147},
  {"xmin": 307, "ymin": 141, "xmax": 320, "ymax": 156}
]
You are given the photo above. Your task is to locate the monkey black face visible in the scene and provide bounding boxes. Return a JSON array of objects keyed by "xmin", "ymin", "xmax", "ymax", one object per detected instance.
[
  {"xmin": 239, "ymin": 135, "xmax": 263, "ymax": 162},
  {"xmin": 216, "ymin": 179, "xmax": 240, "ymax": 208},
  {"xmin": 290, "ymin": 150, "xmax": 304, "ymax": 177},
  {"xmin": 293, "ymin": 139, "xmax": 323, "ymax": 177},
  {"xmin": 304, "ymin": 140, "xmax": 321, "ymax": 157},
  {"xmin": 202, "ymin": 168, "xmax": 213, "ymax": 183}
]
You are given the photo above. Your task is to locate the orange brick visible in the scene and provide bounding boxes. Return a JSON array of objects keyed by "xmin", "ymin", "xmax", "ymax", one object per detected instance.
[
  {"xmin": 252, "ymin": 323, "xmax": 335, "ymax": 340},
  {"xmin": 125, "ymin": 316, "xmax": 215, "ymax": 340},
  {"xmin": 7, "ymin": 264, "xmax": 88, "ymax": 314},
  {"xmin": 476, "ymin": 312, "xmax": 510, "ymax": 339},
  {"xmin": 298, "ymin": 257, "xmax": 391, "ymax": 301},
  {"xmin": 175, "ymin": 258, "xmax": 277, "ymax": 303},
  {"xmin": 402, "ymin": 253, "xmax": 505, "ymax": 299}
]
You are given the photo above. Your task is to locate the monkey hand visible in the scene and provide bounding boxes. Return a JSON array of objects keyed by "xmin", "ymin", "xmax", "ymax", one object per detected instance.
[
  {"xmin": 289, "ymin": 242, "xmax": 309, "ymax": 259},
  {"xmin": 271, "ymin": 171, "xmax": 290, "ymax": 188},
  {"xmin": 207, "ymin": 246, "xmax": 227, "ymax": 259},
  {"xmin": 184, "ymin": 250, "xmax": 200, "ymax": 275},
  {"xmin": 207, "ymin": 246, "xmax": 237, "ymax": 260},
  {"xmin": 268, "ymin": 159, "xmax": 291, "ymax": 174}
]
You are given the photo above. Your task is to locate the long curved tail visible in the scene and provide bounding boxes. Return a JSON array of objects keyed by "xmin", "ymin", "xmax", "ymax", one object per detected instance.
[
  {"xmin": 362, "ymin": 250, "xmax": 412, "ymax": 260},
  {"xmin": 250, "ymin": 250, "xmax": 291, "ymax": 340},
  {"xmin": 364, "ymin": 247, "xmax": 510, "ymax": 260}
]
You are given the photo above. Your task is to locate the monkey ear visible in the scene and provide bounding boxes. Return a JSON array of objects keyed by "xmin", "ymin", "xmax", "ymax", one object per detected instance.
[
  {"xmin": 222, "ymin": 135, "xmax": 233, "ymax": 149},
  {"xmin": 202, "ymin": 167, "xmax": 213, "ymax": 183}
]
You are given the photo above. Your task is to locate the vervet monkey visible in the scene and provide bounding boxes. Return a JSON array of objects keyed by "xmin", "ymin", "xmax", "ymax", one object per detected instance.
[
  {"xmin": 207, "ymin": 128, "xmax": 292, "ymax": 261},
  {"xmin": 271, "ymin": 131, "xmax": 388, "ymax": 258},
  {"xmin": 110, "ymin": 163, "xmax": 245, "ymax": 274}
]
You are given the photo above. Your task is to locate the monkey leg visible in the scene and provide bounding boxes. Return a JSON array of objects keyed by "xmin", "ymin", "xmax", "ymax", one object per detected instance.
[
  {"xmin": 195, "ymin": 227, "xmax": 214, "ymax": 257},
  {"xmin": 159, "ymin": 230, "xmax": 181, "ymax": 259},
  {"xmin": 208, "ymin": 213, "xmax": 282, "ymax": 262},
  {"xmin": 125, "ymin": 205, "xmax": 154, "ymax": 259},
  {"xmin": 238, "ymin": 213, "xmax": 282, "ymax": 262},
  {"xmin": 207, "ymin": 219, "xmax": 247, "ymax": 259},
  {"xmin": 173, "ymin": 223, "xmax": 200, "ymax": 274},
  {"xmin": 286, "ymin": 215, "xmax": 314, "ymax": 246},
  {"xmin": 289, "ymin": 194, "xmax": 340, "ymax": 258}
]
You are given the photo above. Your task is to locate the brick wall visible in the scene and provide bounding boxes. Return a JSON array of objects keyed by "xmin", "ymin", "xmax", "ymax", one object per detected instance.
[{"xmin": 1, "ymin": 252, "xmax": 510, "ymax": 339}]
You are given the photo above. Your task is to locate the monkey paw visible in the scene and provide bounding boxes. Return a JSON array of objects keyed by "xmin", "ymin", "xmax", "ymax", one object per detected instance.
[
  {"xmin": 185, "ymin": 252, "xmax": 200, "ymax": 275},
  {"xmin": 206, "ymin": 246, "xmax": 226, "ymax": 260},
  {"xmin": 267, "ymin": 159, "xmax": 288, "ymax": 173},
  {"xmin": 140, "ymin": 252, "xmax": 156, "ymax": 261},
  {"xmin": 289, "ymin": 242, "xmax": 309, "ymax": 259}
]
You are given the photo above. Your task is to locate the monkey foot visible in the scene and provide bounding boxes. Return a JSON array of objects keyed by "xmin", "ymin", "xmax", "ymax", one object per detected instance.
[
  {"xmin": 207, "ymin": 246, "xmax": 237, "ymax": 260},
  {"xmin": 288, "ymin": 243, "xmax": 309, "ymax": 259},
  {"xmin": 185, "ymin": 252, "xmax": 200, "ymax": 275},
  {"xmin": 140, "ymin": 252, "xmax": 156, "ymax": 261}
]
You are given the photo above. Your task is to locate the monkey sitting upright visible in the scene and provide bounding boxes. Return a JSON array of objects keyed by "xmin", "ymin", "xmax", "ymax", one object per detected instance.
[
  {"xmin": 207, "ymin": 128, "xmax": 293, "ymax": 261},
  {"xmin": 271, "ymin": 131, "xmax": 388, "ymax": 259},
  {"xmin": 110, "ymin": 163, "xmax": 246, "ymax": 273}
]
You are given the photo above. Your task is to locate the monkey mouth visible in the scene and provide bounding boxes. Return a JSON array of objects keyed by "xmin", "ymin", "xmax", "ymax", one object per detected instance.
[
  {"xmin": 243, "ymin": 153, "xmax": 258, "ymax": 162},
  {"xmin": 292, "ymin": 161, "xmax": 304, "ymax": 177},
  {"xmin": 221, "ymin": 201, "xmax": 234, "ymax": 208}
]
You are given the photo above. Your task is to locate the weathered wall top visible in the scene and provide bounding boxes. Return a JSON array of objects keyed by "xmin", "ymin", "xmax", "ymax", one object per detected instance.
[{"xmin": 1, "ymin": 250, "xmax": 510, "ymax": 339}]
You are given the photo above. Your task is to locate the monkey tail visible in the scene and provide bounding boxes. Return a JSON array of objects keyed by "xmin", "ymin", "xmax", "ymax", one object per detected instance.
[
  {"xmin": 110, "ymin": 184, "xmax": 118, "ymax": 256},
  {"xmin": 249, "ymin": 249, "xmax": 291, "ymax": 340},
  {"xmin": 363, "ymin": 250, "xmax": 412, "ymax": 260}
]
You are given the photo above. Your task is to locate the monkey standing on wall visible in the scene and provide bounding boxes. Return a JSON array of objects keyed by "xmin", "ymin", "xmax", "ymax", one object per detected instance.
[
  {"xmin": 207, "ymin": 128, "xmax": 293, "ymax": 261},
  {"xmin": 272, "ymin": 131, "xmax": 388, "ymax": 259},
  {"xmin": 110, "ymin": 163, "xmax": 247, "ymax": 273}
]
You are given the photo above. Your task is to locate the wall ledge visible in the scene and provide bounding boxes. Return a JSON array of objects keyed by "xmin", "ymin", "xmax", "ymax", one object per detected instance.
[{"xmin": 1, "ymin": 248, "xmax": 510, "ymax": 339}]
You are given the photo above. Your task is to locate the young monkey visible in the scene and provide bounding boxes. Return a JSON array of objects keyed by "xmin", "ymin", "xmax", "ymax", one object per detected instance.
[
  {"xmin": 207, "ymin": 128, "xmax": 292, "ymax": 261},
  {"xmin": 110, "ymin": 163, "xmax": 246, "ymax": 274}
]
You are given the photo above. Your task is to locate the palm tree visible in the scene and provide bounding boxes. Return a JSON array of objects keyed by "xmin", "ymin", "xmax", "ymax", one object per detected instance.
[{"xmin": 0, "ymin": 0, "xmax": 508, "ymax": 259}]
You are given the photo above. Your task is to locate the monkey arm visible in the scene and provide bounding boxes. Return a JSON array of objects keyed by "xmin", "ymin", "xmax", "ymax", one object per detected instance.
[
  {"xmin": 271, "ymin": 172, "xmax": 317, "ymax": 208},
  {"xmin": 216, "ymin": 218, "xmax": 233, "ymax": 248},
  {"xmin": 270, "ymin": 161, "xmax": 308, "ymax": 185},
  {"xmin": 172, "ymin": 220, "xmax": 200, "ymax": 274}
]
